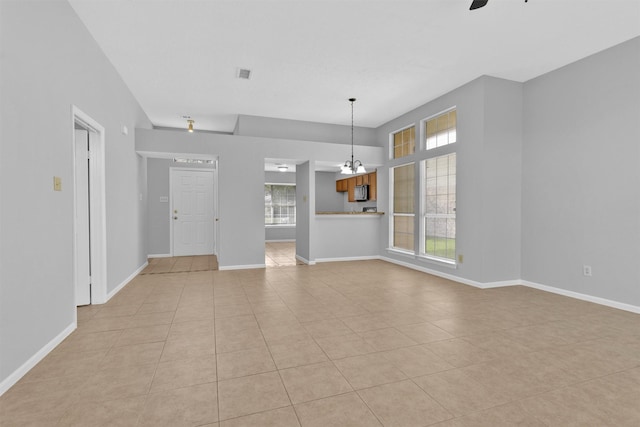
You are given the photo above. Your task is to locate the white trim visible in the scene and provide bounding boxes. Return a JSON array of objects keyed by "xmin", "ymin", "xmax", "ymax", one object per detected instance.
[
  {"xmin": 72, "ymin": 106, "xmax": 108, "ymax": 304},
  {"xmin": 147, "ymin": 253, "xmax": 172, "ymax": 258},
  {"xmin": 316, "ymin": 255, "xmax": 379, "ymax": 263},
  {"xmin": 0, "ymin": 322, "xmax": 76, "ymax": 396},
  {"xmin": 522, "ymin": 280, "xmax": 640, "ymax": 314},
  {"xmin": 266, "ymin": 239, "xmax": 296, "ymax": 243},
  {"xmin": 295, "ymin": 254, "xmax": 316, "ymax": 265},
  {"xmin": 380, "ymin": 256, "xmax": 519, "ymax": 289},
  {"xmin": 265, "ymin": 224, "xmax": 296, "ymax": 228},
  {"xmin": 106, "ymin": 261, "xmax": 148, "ymax": 302},
  {"xmin": 219, "ymin": 264, "xmax": 266, "ymax": 271}
]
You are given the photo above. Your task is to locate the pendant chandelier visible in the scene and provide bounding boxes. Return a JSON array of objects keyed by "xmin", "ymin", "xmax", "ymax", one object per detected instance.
[{"xmin": 341, "ymin": 98, "xmax": 366, "ymax": 175}]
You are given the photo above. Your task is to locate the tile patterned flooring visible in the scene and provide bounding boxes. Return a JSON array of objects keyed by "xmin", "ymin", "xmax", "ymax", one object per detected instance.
[
  {"xmin": 142, "ymin": 255, "xmax": 218, "ymax": 274},
  {"xmin": 1, "ymin": 260, "xmax": 639, "ymax": 426},
  {"xmin": 265, "ymin": 242, "xmax": 302, "ymax": 267}
]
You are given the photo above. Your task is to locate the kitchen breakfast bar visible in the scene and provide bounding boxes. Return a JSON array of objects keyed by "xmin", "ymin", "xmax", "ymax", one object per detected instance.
[{"xmin": 312, "ymin": 212, "xmax": 384, "ymax": 261}]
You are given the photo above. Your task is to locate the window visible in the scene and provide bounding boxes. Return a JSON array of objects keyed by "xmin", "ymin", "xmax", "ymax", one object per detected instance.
[
  {"xmin": 422, "ymin": 153, "xmax": 456, "ymax": 261},
  {"xmin": 425, "ymin": 109, "xmax": 456, "ymax": 150},
  {"xmin": 264, "ymin": 184, "xmax": 296, "ymax": 225},
  {"xmin": 393, "ymin": 126, "xmax": 415, "ymax": 159},
  {"xmin": 392, "ymin": 163, "xmax": 414, "ymax": 251}
]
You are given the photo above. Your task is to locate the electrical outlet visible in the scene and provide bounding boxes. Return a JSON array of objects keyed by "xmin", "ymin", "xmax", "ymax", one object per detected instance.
[
  {"xmin": 583, "ymin": 265, "xmax": 592, "ymax": 276},
  {"xmin": 53, "ymin": 176, "xmax": 62, "ymax": 191}
]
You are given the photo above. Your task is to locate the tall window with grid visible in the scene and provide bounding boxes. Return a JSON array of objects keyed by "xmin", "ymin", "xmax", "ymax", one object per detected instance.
[
  {"xmin": 264, "ymin": 184, "xmax": 296, "ymax": 225},
  {"xmin": 422, "ymin": 153, "xmax": 456, "ymax": 261},
  {"xmin": 392, "ymin": 163, "xmax": 415, "ymax": 251}
]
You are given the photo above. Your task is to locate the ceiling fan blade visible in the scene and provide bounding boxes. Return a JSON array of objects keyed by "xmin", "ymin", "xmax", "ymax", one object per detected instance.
[{"xmin": 470, "ymin": 0, "xmax": 489, "ymax": 10}]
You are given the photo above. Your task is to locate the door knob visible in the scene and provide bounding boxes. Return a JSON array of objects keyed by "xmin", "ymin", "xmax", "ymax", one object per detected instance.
[{"xmin": 173, "ymin": 216, "xmax": 178, "ymax": 220}]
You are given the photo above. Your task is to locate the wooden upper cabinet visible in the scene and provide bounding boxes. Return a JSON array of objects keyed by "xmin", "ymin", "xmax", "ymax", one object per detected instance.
[
  {"xmin": 336, "ymin": 171, "xmax": 376, "ymax": 200},
  {"xmin": 368, "ymin": 171, "xmax": 377, "ymax": 201},
  {"xmin": 347, "ymin": 177, "xmax": 356, "ymax": 202}
]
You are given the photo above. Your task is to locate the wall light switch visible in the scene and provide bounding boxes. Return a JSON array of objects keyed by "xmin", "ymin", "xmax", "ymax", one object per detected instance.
[
  {"xmin": 122, "ymin": 125, "xmax": 128, "ymax": 135},
  {"xmin": 159, "ymin": 196, "xmax": 168, "ymax": 203},
  {"xmin": 53, "ymin": 176, "xmax": 62, "ymax": 191},
  {"xmin": 457, "ymin": 254, "xmax": 463, "ymax": 263}
]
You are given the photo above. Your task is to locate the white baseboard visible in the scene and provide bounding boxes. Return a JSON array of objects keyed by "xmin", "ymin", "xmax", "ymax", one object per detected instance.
[
  {"xmin": 0, "ymin": 322, "xmax": 76, "ymax": 397},
  {"xmin": 380, "ymin": 256, "xmax": 520, "ymax": 289},
  {"xmin": 219, "ymin": 264, "xmax": 266, "ymax": 271},
  {"xmin": 106, "ymin": 261, "xmax": 148, "ymax": 302},
  {"xmin": 522, "ymin": 280, "xmax": 640, "ymax": 314},
  {"xmin": 147, "ymin": 253, "xmax": 172, "ymax": 258},
  {"xmin": 316, "ymin": 255, "xmax": 380, "ymax": 263},
  {"xmin": 295, "ymin": 254, "xmax": 315, "ymax": 265},
  {"xmin": 266, "ymin": 239, "xmax": 296, "ymax": 243}
]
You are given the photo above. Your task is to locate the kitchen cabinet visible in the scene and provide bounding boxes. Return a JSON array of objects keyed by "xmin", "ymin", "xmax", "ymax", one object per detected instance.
[
  {"xmin": 347, "ymin": 177, "xmax": 356, "ymax": 202},
  {"xmin": 336, "ymin": 170, "xmax": 377, "ymax": 201},
  {"xmin": 368, "ymin": 171, "xmax": 377, "ymax": 201}
]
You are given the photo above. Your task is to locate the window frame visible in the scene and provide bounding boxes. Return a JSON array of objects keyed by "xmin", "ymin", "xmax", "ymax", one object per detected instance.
[
  {"xmin": 419, "ymin": 153, "xmax": 457, "ymax": 264},
  {"xmin": 264, "ymin": 183, "xmax": 296, "ymax": 227},
  {"xmin": 419, "ymin": 106, "xmax": 457, "ymax": 152},
  {"xmin": 389, "ymin": 162, "xmax": 416, "ymax": 254},
  {"xmin": 387, "ymin": 107, "xmax": 458, "ymax": 266},
  {"xmin": 389, "ymin": 124, "xmax": 416, "ymax": 160}
]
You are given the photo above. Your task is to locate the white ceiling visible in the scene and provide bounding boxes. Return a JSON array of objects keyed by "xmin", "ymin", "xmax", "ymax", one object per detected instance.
[{"xmin": 68, "ymin": 0, "xmax": 640, "ymax": 133}]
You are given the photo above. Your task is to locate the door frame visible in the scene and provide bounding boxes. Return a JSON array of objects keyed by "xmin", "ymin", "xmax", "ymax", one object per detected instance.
[
  {"xmin": 71, "ymin": 105, "xmax": 107, "ymax": 306},
  {"xmin": 169, "ymin": 167, "xmax": 217, "ymax": 257}
]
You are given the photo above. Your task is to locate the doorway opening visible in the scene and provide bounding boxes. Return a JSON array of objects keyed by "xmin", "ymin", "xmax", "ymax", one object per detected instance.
[{"xmin": 72, "ymin": 106, "xmax": 107, "ymax": 307}]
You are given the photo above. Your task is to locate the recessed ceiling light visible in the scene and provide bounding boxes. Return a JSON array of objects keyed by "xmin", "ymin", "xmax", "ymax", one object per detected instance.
[{"xmin": 237, "ymin": 68, "xmax": 252, "ymax": 80}]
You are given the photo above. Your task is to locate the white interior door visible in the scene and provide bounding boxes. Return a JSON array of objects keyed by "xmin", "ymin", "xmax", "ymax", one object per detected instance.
[
  {"xmin": 171, "ymin": 169, "xmax": 214, "ymax": 256},
  {"xmin": 74, "ymin": 128, "xmax": 91, "ymax": 305}
]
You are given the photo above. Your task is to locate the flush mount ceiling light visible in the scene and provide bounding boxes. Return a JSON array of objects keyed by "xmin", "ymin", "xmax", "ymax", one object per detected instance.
[
  {"xmin": 341, "ymin": 98, "xmax": 366, "ymax": 175},
  {"xmin": 277, "ymin": 165, "xmax": 288, "ymax": 172}
]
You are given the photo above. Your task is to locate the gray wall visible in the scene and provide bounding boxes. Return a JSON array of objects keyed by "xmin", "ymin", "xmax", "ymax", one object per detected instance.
[
  {"xmin": 0, "ymin": 0, "xmax": 152, "ymax": 387},
  {"xmin": 147, "ymin": 158, "xmax": 172, "ymax": 255},
  {"xmin": 315, "ymin": 172, "xmax": 344, "ymax": 212},
  {"xmin": 296, "ymin": 162, "xmax": 313, "ymax": 262},
  {"xmin": 522, "ymin": 37, "xmax": 640, "ymax": 307},
  {"xmin": 375, "ymin": 76, "xmax": 523, "ymax": 285},
  {"xmin": 235, "ymin": 115, "xmax": 378, "ymax": 146},
  {"xmin": 265, "ymin": 171, "xmax": 296, "ymax": 241}
]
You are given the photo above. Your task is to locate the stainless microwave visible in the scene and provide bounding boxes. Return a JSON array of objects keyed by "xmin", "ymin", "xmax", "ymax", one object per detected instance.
[{"xmin": 354, "ymin": 185, "xmax": 369, "ymax": 201}]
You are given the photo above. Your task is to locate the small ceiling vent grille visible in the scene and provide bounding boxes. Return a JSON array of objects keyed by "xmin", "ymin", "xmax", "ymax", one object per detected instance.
[{"xmin": 237, "ymin": 68, "xmax": 252, "ymax": 79}]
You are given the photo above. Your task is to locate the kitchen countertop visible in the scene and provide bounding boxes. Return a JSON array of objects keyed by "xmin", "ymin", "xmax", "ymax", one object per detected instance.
[{"xmin": 316, "ymin": 211, "xmax": 385, "ymax": 215}]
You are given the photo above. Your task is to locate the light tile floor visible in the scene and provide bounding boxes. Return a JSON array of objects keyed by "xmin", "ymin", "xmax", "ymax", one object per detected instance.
[
  {"xmin": 142, "ymin": 255, "xmax": 218, "ymax": 274},
  {"xmin": 1, "ymin": 260, "xmax": 640, "ymax": 426},
  {"xmin": 265, "ymin": 242, "xmax": 302, "ymax": 267}
]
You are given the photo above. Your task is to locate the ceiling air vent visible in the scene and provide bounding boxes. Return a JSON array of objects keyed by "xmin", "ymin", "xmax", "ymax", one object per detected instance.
[{"xmin": 237, "ymin": 68, "xmax": 252, "ymax": 80}]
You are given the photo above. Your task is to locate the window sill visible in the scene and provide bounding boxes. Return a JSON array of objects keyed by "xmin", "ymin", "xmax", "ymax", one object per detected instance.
[
  {"xmin": 416, "ymin": 254, "xmax": 457, "ymax": 269},
  {"xmin": 386, "ymin": 248, "xmax": 457, "ymax": 269},
  {"xmin": 386, "ymin": 248, "xmax": 416, "ymax": 258}
]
